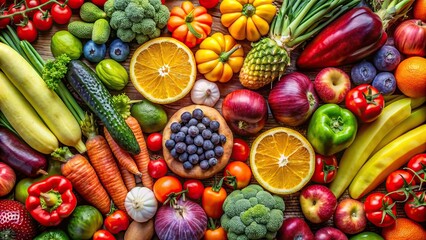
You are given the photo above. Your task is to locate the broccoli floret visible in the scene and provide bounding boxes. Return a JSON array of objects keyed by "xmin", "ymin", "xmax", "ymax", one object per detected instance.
[
  {"xmin": 265, "ymin": 231, "xmax": 277, "ymax": 240},
  {"xmin": 245, "ymin": 184, "xmax": 264, "ymax": 192},
  {"xmin": 249, "ymin": 197, "xmax": 258, "ymax": 207},
  {"xmin": 266, "ymin": 209, "xmax": 284, "ymax": 232},
  {"xmin": 117, "ymin": 28, "xmax": 136, "ymax": 42},
  {"xmin": 135, "ymin": 34, "xmax": 149, "ymax": 44},
  {"xmin": 113, "ymin": 0, "xmax": 130, "ymax": 10},
  {"xmin": 125, "ymin": 2, "xmax": 145, "ymax": 22},
  {"xmin": 256, "ymin": 190, "xmax": 275, "ymax": 209},
  {"xmin": 223, "ymin": 191, "xmax": 243, "ymax": 210},
  {"xmin": 234, "ymin": 199, "xmax": 251, "ymax": 215},
  {"xmin": 154, "ymin": 4, "xmax": 169, "ymax": 29},
  {"xmin": 236, "ymin": 235, "xmax": 249, "ymax": 240},
  {"xmin": 228, "ymin": 216, "xmax": 246, "ymax": 235},
  {"xmin": 148, "ymin": 0, "xmax": 161, "ymax": 11},
  {"xmin": 141, "ymin": 0, "xmax": 155, "ymax": 18},
  {"xmin": 245, "ymin": 222, "xmax": 267, "ymax": 240},
  {"xmin": 104, "ymin": 0, "xmax": 115, "ymax": 17},
  {"xmin": 220, "ymin": 213, "xmax": 231, "ymax": 232},
  {"xmin": 148, "ymin": 27, "xmax": 161, "ymax": 39},
  {"xmin": 132, "ymin": 18, "xmax": 156, "ymax": 35},
  {"xmin": 110, "ymin": 11, "xmax": 132, "ymax": 29},
  {"xmin": 273, "ymin": 195, "xmax": 285, "ymax": 211},
  {"xmin": 241, "ymin": 186, "xmax": 258, "ymax": 199},
  {"xmin": 240, "ymin": 204, "xmax": 270, "ymax": 225}
]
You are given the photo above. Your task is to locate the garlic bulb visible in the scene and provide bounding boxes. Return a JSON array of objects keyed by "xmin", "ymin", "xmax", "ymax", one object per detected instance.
[{"xmin": 190, "ymin": 79, "xmax": 220, "ymax": 107}]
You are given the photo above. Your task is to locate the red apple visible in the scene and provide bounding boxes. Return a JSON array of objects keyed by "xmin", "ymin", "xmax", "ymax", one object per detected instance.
[
  {"xmin": 0, "ymin": 162, "xmax": 16, "ymax": 197},
  {"xmin": 300, "ymin": 184, "xmax": 337, "ymax": 223},
  {"xmin": 314, "ymin": 67, "xmax": 351, "ymax": 104},
  {"xmin": 277, "ymin": 217, "xmax": 314, "ymax": 240},
  {"xmin": 315, "ymin": 227, "xmax": 348, "ymax": 240},
  {"xmin": 334, "ymin": 198, "xmax": 367, "ymax": 234}
]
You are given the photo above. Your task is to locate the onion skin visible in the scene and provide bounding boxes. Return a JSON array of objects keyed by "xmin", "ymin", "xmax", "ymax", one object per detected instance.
[
  {"xmin": 155, "ymin": 199, "xmax": 207, "ymax": 240},
  {"xmin": 222, "ymin": 89, "xmax": 268, "ymax": 136},
  {"xmin": 268, "ymin": 72, "xmax": 319, "ymax": 126},
  {"xmin": 394, "ymin": 20, "xmax": 426, "ymax": 57}
]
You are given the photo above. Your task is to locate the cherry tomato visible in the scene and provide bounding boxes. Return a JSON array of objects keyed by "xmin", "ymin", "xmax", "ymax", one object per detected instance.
[
  {"xmin": 364, "ymin": 192, "xmax": 396, "ymax": 227},
  {"xmin": 32, "ymin": 10, "xmax": 53, "ymax": 31},
  {"xmin": 231, "ymin": 138, "xmax": 250, "ymax": 161},
  {"xmin": 345, "ymin": 84, "xmax": 384, "ymax": 123},
  {"xmin": 0, "ymin": 0, "xmax": 5, "ymax": 7},
  {"xmin": 407, "ymin": 153, "xmax": 426, "ymax": 185},
  {"xmin": 104, "ymin": 209, "xmax": 130, "ymax": 234},
  {"xmin": 311, "ymin": 154, "xmax": 338, "ymax": 184},
  {"xmin": 39, "ymin": 0, "xmax": 54, "ymax": 10},
  {"xmin": 91, "ymin": 0, "xmax": 108, "ymax": 7},
  {"xmin": 50, "ymin": 3, "xmax": 71, "ymax": 25},
  {"xmin": 153, "ymin": 176, "xmax": 182, "ymax": 203},
  {"xmin": 16, "ymin": 20, "xmax": 38, "ymax": 43},
  {"xmin": 147, "ymin": 156, "xmax": 168, "ymax": 179},
  {"xmin": 204, "ymin": 226, "xmax": 227, "ymax": 240},
  {"xmin": 8, "ymin": 3, "xmax": 26, "ymax": 24},
  {"xmin": 25, "ymin": 0, "xmax": 40, "ymax": 18},
  {"xmin": 198, "ymin": 0, "xmax": 219, "ymax": 9},
  {"xmin": 224, "ymin": 161, "xmax": 252, "ymax": 189},
  {"xmin": 183, "ymin": 179, "xmax": 204, "ymax": 200},
  {"xmin": 146, "ymin": 132, "xmax": 163, "ymax": 152},
  {"xmin": 404, "ymin": 191, "xmax": 426, "ymax": 222},
  {"xmin": 202, "ymin": 185, "xmax": 227, "ymax": 219},
  {"xmin": 0, "ymin": 11, "xmax": 10, "ymax": 29},
  {"xmin": 385, "ymin": 170, "xmax": 416, "ymax": 201},
  {"xmin": 93, "ymin": 230, "xmax": 116, "ymax": 240},
  {"xmin": 67, "ymin": 0, "xmax": 84, "ymax": 9}
]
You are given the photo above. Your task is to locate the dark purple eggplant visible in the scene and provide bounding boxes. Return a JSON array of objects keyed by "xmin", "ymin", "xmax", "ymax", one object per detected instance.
[{"xmin": 0, "ymin": 127, "xmax": 47, "ymax": 177}]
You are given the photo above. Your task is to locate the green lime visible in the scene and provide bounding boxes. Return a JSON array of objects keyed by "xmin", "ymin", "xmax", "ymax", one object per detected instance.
[{"xmin": 131, "ymin": 100, "xmax": 168, "ymax": 133}]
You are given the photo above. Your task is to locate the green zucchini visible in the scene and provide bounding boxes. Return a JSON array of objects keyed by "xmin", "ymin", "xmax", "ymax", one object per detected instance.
[{"xmin": 66, "ymin": 60, "xmax": 140, "ymax": 155}]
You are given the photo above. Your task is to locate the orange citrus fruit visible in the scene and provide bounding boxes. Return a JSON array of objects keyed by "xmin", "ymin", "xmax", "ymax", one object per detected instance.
[
  {"xmin": 382, "ymin": 218, "xmax": 426, "ymax": 240},
  {"xmin": 250, "ymin": 127, "xmax": 315, "ymax": 195},
  {"xmin": 414, "ymin": 0, "xmax": 426, "ymax": 22},
  {"xmin": 394, "ymin": 56, "xmax": 426, "ymax": 98},
  {"xmin": 129, "ymin": 37, "xmax": 197, "ymax": 104}
]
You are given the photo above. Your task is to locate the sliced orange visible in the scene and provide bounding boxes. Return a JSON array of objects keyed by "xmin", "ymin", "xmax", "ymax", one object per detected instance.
[
  {"xmin": 129, "ymin": 37, "xmax": 197, "ymax": 104},
  {"xmin": 250, "ymin": 127, "xmax": 315, "ymax": 195}
]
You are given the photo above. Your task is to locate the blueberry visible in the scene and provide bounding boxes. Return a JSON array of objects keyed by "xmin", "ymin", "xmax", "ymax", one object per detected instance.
[
  {"xmin": 180, "ymin": 126, "xmax": 188, "ymax": 135},
  {"xmin": 188, "ymin": 126, "xmax": 199, "ymax": 137},
  {"xmin": 187, "ymin": 144, "xmax": 197, "ymax": 154},
  {"xmin": 175, "ymin": 132, "xmax": 186, "ymax": 142},
  {"xmin": 179, "ymin": 152, "xmax": 188, "ymax": 162},
  {"xmin": 197, "ymin": 123, "xmax": 206, "ymax": 132},
  {"xmin": 205, "ymin": 150, "xmax": 215, "ymax": 159},
  {"xmin": 220, "ymin": 134, "xmax": 227, "ymax": 144},
  {"xmin": 109, "ymin": 39, "xmax": 130, "ymax": 62},
  {"xmin": 197, "ymin": 147, "xmax": 204, "ymax": 155},
  {"xmin": 203, "ymin": 140, "xmax": 214, "ymax": 150},
  {"xmin": 183, "ymin": 161, "xmax": 193, "ymax": 170},
  {"xmin": 214, "ymin": 146, "xmax": 224, "ymax": 157},
  {"xmin": 201, "ymin": 117, "xmax": 211, "ymax": 126},
  {"xmin": 188, "ymin": 154, "xmax": 199, "ymax": 164},
  {"xmin": 192, "ymin": 109, "xmax": 204, "ymax": 120},
  {"xmin": 188, "ymin": 118, "xmax": 198, "ymax": 126},
  {"xmin": 200, "ymin": 160, "xmax": 210, "ymax": 170},
  {"xmin": 175, "ymin": 142, "xmax": 187, "ymax": 153},
  {"xmin": 202, "ymin": 129, "xmax": 212, "ymax": 139},
  {"xmin": 83, "ymin": 40, "xmax": 106, "ymax": 63},
  {"xmin": 181, "ymin": 112, "xmax": 192, "ymax": 123},
  {"xmin": 170, "ymin": 122, "xmax": 181, "ymax": 133},
  {"xmin": 170, "ymin": 148, "xmax": 178, "ymax": 158},
  {"xmin": 170, "ymin": 133, "xmax": 176, "ymax": 141},
  {"xmin": 372, "ymin": 72, "xmax": 396, "ymax": 96},
  {"xmin": 211, "ymin": 133, "xmax": 220, "ymax": 145},
  {"xmin": 194, "ymin": 135, "xmax": 204, "ymax": 146},
  {"xmin": 209, "ymin": 121, "xmax": 220, "ymax": 132},
  {"xmin": 165, "ymin": 139, "xmax": 175, "ymax": 150},
  {"xmin": 199, "ymin": 153, "xmax": 205, "ymax": 161},
  {"xmin": 351, "ymin": 61, "xmax": 377, "ymax": 85},
  {"xmin": 208, "ymin": 158, "xmax": 218, "ymax": 167},
  {"xmin": 185, "ymin": 135, "xmax": 194, "ymax": 145},
  {"xmin": 373, "ymin": 45, "xmax": 401, "ymax": 71}
]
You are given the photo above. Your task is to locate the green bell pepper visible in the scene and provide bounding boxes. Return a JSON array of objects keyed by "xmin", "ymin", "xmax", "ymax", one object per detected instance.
[
  {"xmin": 349, "ymin": 232, "xmax": 384, "ymax": 240},
  {"xmin": 34, "ymin": 229, "xmax": 70, "ymax": 240},
  {"xmin": 307, "ymin": 104, "xmax": 358, "ymax": 156}
]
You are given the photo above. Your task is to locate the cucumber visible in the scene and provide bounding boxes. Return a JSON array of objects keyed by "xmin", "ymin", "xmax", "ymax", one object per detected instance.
[{"xmin": 66, "ymin": 60, "xmax": 140, "ymax": 155}]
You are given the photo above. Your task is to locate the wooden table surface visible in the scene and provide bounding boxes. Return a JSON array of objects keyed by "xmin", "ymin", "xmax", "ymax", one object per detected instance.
[{"xmin": 31, "ymin": 0, "xmax": 422, "ymax": 236}]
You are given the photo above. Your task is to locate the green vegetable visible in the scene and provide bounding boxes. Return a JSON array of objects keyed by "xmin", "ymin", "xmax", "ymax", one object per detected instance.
[
  {"xmin": 92, "ymin": 19, "xmax": 111, "ymax": 44},
  {"xmin": 66, "ymin": 60, "xmax": 140, "ymax": 155},
  {"xmin": 43, "ymin": 54, "xmax": 71, "ymax": 91},
  {"xmin": 307, "ymin": 104, "xmax": 358, "ymax": 156},
  {"xmin": 349, "ymin": 232, "xmax": 384, "ymax": 240},
  {"xmin": 51, "ymin": 30, "xmax": 83, "ymax": 60},
  {"xmin": 68, "ymin": 21, "xmax": 94, "ymax": 39},
  {"xmin": 80, "ymin": 2, "xmax": 107, "ymax": 22},
  {"xmin": 34, "ymin": 229, "xmax": 70, "ymax": 240},
  {"xmin": 67, "ymin": 205, "xmax": 103, "ymax": 240},
  {"xmin": 130, "ymin": 99, "xmax": 168, "ymax": 133},
  {"xmin": 220, "ymin": 184, "xmax": 285, "ymax": 240},
  {"xmin": 96, "ymin": 59, "xmax": 128, "ymax": 90},
  {"xmin": 104, "ymin": 0, "xmax": 169, "ymax": 43}
]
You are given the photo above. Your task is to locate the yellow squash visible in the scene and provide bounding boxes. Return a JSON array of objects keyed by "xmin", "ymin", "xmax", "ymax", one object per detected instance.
[
  {"xmin": 195, "ymin": 33, "xmax": 244, "ymax": 83},
  {"xmin": 220, "ymin": 0, "xmax": 277, "ymax": 42}
]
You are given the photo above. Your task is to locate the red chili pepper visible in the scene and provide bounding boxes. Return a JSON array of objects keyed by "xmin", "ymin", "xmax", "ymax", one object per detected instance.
[
  {"xmin": 345, "ymin": 84, "xmax": 385, "ymax": 123},
  {"xmin": 25, "ymin": 175, "xmax": 77, "ymax": 226}
]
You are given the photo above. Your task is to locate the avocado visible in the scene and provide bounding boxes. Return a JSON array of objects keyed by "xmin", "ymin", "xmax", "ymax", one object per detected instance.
[{"xmin": 79, "ymin": 2, "xmax": 107, "ymax": 23}]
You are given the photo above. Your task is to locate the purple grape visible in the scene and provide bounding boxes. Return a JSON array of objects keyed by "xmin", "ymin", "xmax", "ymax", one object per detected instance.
[
  {"xmin": 208, "ymin": 158, "xmax": 218, "ymax": 167},
  {"xmin": 188, "ymin": 154, "xmax": 199, "ymax": 164},
  {"xmin": 185, "ymin": 135, "xmax": 194, "ymax": 145},
  {"xmin": 194, "ymin": 135, "xmax": 204, "ymax": 147},
  {"xmin": 202, "ymin": 129, "xmax": 212, "ymax": 139},
  {"xmin": 188, "ymin": 126, "xmax": 199, "ymax": 137},
  {"xmin": 175, "ymin": 142, "xmax": 186, "ymax": 153},
  {"xmin": 165, "ymin": 139, "xmax": 175, "ymax": 150},
  {"xmin": 183, "ymin": 161, "xmax": 193, "ymax": 170},
  {"xmin": 211, "ymin": 133, "xmax": 220, "ymax": 145},
  {"xmin": 187, "ymin": 144, "xmax": 197, "ymax": 154},
  {"xmin": 178, "ymin": 152, "xmax": 188, "ymax": 162},
  {"xmin": 200, "ymin": 160, "xmax": 210, "ymax": 170},
  {"xmin": 175, "ymin": 132, "xmax": 186, "ymax": 142},
  {"xmin": 192, "ymin": 109, "xmax": 204, "ymax": 120},
  {"xmin": 214, "ymin": 146, "xmax": 224, "ymax": 157},
  {"xmin": 203, "ymin": 140, "xmax": 214, "ymax": 150},
  {"xmin": 201, "ymin": 117, "xmax": 211, "ymax": 126},
  {"xmin": 209, "ymin": 121, "xmax": 220, "ymax": 131},
  {"xmin": 170, "ymin": 122, "xmax": 181, "ymax": 133},
  {"xmin": 181, "ymin": 112, "xmax": 192, "ymax": 123},
  {"xmin": 205, "ymin": 150, "xmax": 215, "ymax": 159}
]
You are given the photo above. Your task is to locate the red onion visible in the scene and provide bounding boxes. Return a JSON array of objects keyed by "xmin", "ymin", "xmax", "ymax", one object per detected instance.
[
  {"xmin": 268, "ymin": 72, "xmax": 319, "ymax": 126},
  {"xmin": 394, "ymin": 19, "xmax": 426, "ymax": 57},
  {"xmin": 155, "ymin": 199, "xmax": 207, "ymax": 240},
  {"xmin": 222, "ymin": 89, "xmax": 268, "ymax": 136}
]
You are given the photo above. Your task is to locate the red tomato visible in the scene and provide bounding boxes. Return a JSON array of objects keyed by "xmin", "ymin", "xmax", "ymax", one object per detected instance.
[
  {"xmin": 147, "ymin": 156, "xmax": 168, "ymax": 179},
  {"xmin": 153, "ymin": 176, "xmax": 182, "ymax": 203},
  {"xmin": 407, "ymin": 153, "xmax": 426, "ymax": 185},
  {"xmin": 32, "ymin": 10, "xmax": 53, "ymax": 31},
  {"xmin": 183, "ymin": 179, "xmax": 204, "ymax": 200},
  {"xmin": 231, "ymin": 138, "xmax": 250, "ymax": 162},
  {"xmin": 198, "ymin": 0, "xmax": 219, "ymax": 9},
  {"xmin": 8, "ymin": 3, "xmax": 26, "ymax": 24},
  {"xmin": 91, "ymin": 0, "xmax": 107, "ymax": 7},
  {"xmin": 0, "ymin": 0, "xmax": 5, "ymax": 7},
  {"xmin": 104, "ymin": 209, "xmax": 130, "ymax": 234},
  {"xmin": 147, "ymin": 133, "xmax": 163, "ymax": 152},
  {"xmin": 345, "ymin": 84, "xmax": 385, "ymax": 123},
  {"xmin": 224, "ymin": 161, "xmax": 252, "ymax": 189},
  {"xmin": 50, "ymin": 3, "xmax": 72, "ymax": 25},
  {"xmin": 93, "ymin": 230, "xmax": 116, "ymax": 240},
  {"xmin": 39, "ymin": 0, "xmax": 54, "ymax": 10},
  {"xmin": 202, "ymin": 186, "xmax": 227, "ymax": 219},
  {"xmin": 0, "ymin": 11, "xmax": 10, "ymax": 29},
  {"xmin": 311, "ymin": 154, "xmax": 338, "ymax": 184},
  {"xmin": 67, "ymin": 0, "xmax": 84, "ymax": 9},
  {"xmin": 385, "ymin": 170, "xmax": 416, "ymax": 201},
  {"xmin": 24, "ymin": 0, "xmax": 40, "ymax": 18},
  {"xmin": 404, "ymin": 191, "xmax": 426, "ymax": 222},
  {"xmin": 204, "ymin": 226, "xmax": 227, "ymax": 240},
  {"xmin": 364, "ymin": 192, "xmax": 396, "ymax": 227},
  {"xmin": 16, "ymin": 20, "xmax": 38, "ymax": 43}
]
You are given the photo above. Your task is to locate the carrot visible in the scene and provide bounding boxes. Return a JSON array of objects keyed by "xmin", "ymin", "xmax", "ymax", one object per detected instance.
[
  {"xmin": 51, "ymin": 147, "xmax": 111, "ymax": 215},
  {"xmin": 81, "ymin": 114, "xmax": 128, "ymax": 211},
  {"xmin": 104, "ymin": 127, "xmax": 142, "ymax": 177},
  {"xmin": 120, "ymin": 167, "xmax": 137, "ymax": 191}
]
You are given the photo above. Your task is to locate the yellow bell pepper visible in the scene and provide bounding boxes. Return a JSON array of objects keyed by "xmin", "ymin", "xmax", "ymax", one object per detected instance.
[
  {"xmin": 220, "ymin": 0, "xmax": 277, "ymax": 42},
  {"xmin": 195, "ymin": 33, "xmax": 244, "ymax": 83}
]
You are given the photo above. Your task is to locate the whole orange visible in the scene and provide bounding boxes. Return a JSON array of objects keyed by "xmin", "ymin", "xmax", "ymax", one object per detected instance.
[
  {"xmin": 414, "ymin": 0, "xmax": 426, "ymax": 22},
  {"xmin": 382, "ymin": 218, "xmax": 426, "ymax": 240},
  {"xmin": 394, "ymin": 56, "xmax": 426, "ymax": 98}
]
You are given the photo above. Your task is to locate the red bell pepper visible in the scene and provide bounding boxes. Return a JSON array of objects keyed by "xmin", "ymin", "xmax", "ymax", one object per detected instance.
[
  {"xmin": 345, "ymin": 84, "xmax": 385, "ymax": 123},
  {"xmin": 26, "ymin": 175, "xmax": 77, "ymax": 226}
]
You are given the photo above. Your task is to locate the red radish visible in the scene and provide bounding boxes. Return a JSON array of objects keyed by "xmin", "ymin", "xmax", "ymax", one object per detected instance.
[
  {"xmin": 0, "ymin": 200, "xmax": 38, "ymax": 240},
  {"xmin": 0, "ymin": 163, "xmax": 15, "ymax": 197}
]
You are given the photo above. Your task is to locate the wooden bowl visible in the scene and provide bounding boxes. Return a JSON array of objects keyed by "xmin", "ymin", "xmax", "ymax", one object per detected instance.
[{"xmin": 162, "ymin": 105, "xmax": 233, "ymax": 179}]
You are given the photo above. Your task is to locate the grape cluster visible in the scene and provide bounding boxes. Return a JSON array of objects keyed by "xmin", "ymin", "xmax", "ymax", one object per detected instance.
[{"xmin": 165, "ymin": 108, "xmax": 227, "ymax": 170}]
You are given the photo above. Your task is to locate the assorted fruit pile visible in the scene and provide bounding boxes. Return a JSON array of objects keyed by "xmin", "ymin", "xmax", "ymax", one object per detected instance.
[{"xmin": 0, "ymin": 0, "xmax": 426, "ymax": 239}]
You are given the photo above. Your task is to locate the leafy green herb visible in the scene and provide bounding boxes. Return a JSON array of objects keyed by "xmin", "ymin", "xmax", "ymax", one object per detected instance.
[{"xmin": 42, "ymin": 54, "xmax": 71, "ymax": 91}]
